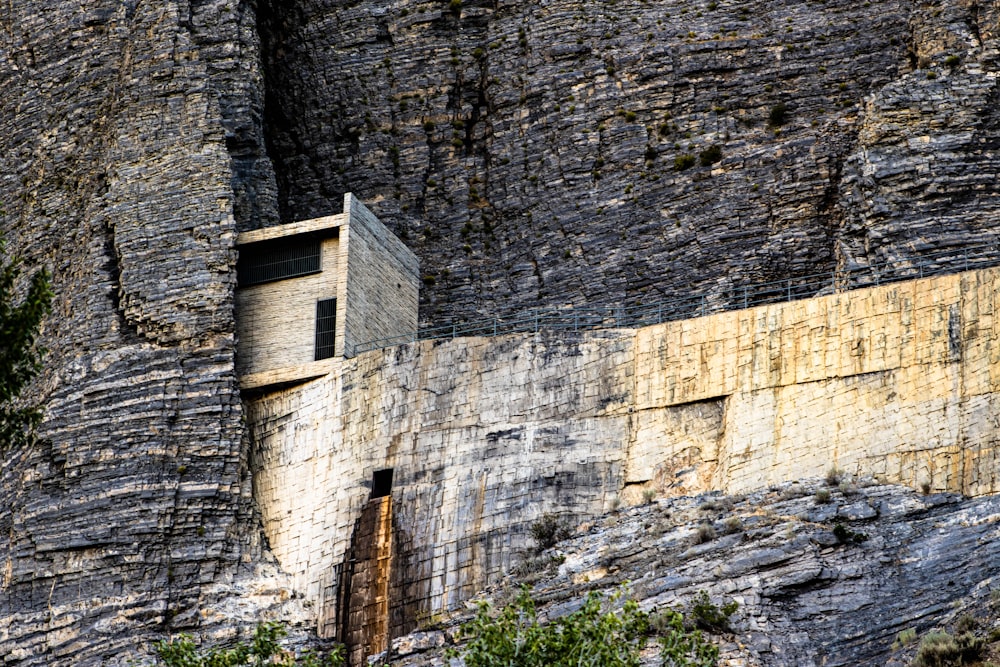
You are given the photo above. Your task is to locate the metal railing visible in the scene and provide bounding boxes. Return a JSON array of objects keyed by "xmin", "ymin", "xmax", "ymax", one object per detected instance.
[{"xmin": 349, "ymin": 244, "xmax": 999, "ymax": 357}]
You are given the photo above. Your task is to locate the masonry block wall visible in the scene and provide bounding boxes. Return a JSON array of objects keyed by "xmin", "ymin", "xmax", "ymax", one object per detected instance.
[
  {"xmin": 338, "ymin": 194, "xmax": 421, "ymax": 358},
  {"xmin": 246, "ymin": 265, "xmax": 1000, "ymax": 645},
  {"xmin": 235, "ymin": 234, "xmax": 341, "ymax": 377},
  {"xmin": 234, "ymin": 194, "xmax": 419, "ymax": 391}
]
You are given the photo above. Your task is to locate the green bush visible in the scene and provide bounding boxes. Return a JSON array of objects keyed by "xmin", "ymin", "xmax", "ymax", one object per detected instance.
[
  {"xmin": 0, "ymin": 235, "xmax": 52, "ymax": 452},
  {"xmin": 691, "ymin": 524, "xmax": 716, "ymax": 545},
  {"xmin": 768, "ymin": 102, "xmax": 788, "ymax": 127},
  {"xmin": 155, "ymin": 622, "xmax": 345, "ymax": 667},
  {"xmin": 530, "ymin": 513, "xmax": 573, "ymax": 551},
  {"xmin": 688, "ymin": 591, "xmax": 738, "ymax": 633},
  {"xmin": 652, "ymin": 608, "xmax": 719, "ymax": 667},
  {"xmin": 459, "ymin": 587, "xmax": 649, "ymax": 667},
  {"xmin": 894, "ymin": 627, "xmax": 918, "ymax": 649},
  {"xmin": 698, "ymin": 145, "xmax": 722, "ymax": 166},
  {"xmin": 674, "ymin": 154, "xmax": 697, "ymax": 171},
  {"xmin": 910, "ymin": 629, "xmax": 984, "ymax": 667},
  {"xmin": 832, "ymin": 523, "xmax": 868, "ymax": 544},
  {"xmin": 458, "ymin": 586, "xmax": 720, "ymax": 667}
]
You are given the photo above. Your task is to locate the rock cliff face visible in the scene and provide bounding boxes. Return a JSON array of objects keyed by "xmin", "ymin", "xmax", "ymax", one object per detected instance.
[
  {"xmin": 0, "ymin": 1, "xmax": 270, "ymax": 664},
  {"xmin": 2, "ymin": 0, "xmax": 1000, "ymax": 665},
  {"xmin": 256, "ymin": 0, "xmax": 1000, "ymax": 323},
  {"xmin": 245, "ymin": 264, "xmax": 1000, "ymax": 664},
  {"xmin": 380, "ymin": 482, "xmax": 1000, "ymax": 667}
]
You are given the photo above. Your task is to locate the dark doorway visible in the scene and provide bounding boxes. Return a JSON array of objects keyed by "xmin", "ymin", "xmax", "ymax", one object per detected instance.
[{"xmin": 371, "ymin": 468, "xmax": 394, "ymax": 499}]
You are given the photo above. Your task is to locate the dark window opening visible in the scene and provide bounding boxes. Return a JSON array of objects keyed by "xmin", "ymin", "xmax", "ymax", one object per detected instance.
[
  {"xmin": 371, "ymin": 468, "xmax": 393, "ymax": 499},
  {"xmin": 238, "ymin": 239, "xmax": 321, "ymax": 286},
  {"xmin": 315, "ymin": 298, "xmax": 337, "ymax": 360}
]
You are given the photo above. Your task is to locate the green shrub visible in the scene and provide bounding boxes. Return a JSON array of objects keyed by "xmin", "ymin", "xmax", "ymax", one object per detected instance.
[
  {"xmin": 945, "ymin": 55, "xmax": 961, "ymax": 67},
  {"xmin": 894, "ymin": 626, "xmax": 918, "ymax": 649},
  {"xmin": 768, "ymin": 102, "xmax": 788, "ymax": 126},
  {"xmin": 155, "ymin": 622, "xmax": 344, "ymax": 667},
  {"xmin": 459, "ymin": 586, "xmax": 649, "ymax": 667},
  {"xmin": 674, "ymin": 154, "xmax": 696, "ymax": 171},
  {"xmin": 699, "ymin": 145, "xmax": 722, "ymax": 166},
  {"xmin": 814, "ymin": 488, "xmax": 831, "ymax": 504},
  {"xmin": 954, "ymin": 614, "xmax": 978, "ymax": 635},
  {"xmin": 530, "ymin": 513, "xmax": 573, "ymax": 551},
  {"xmin": 0, "ymin": 235, "xmax": 52, "ymax": 453},
  {"xmin": 459, "ymin": 587, "xmax": 719, "ymax": 667},
  {"xmin": 910, "ymin": 630, "xmax": 984, "ymax": 667},
  {"xmin": 688, "ymin": 590, "xmax": 738, "ymax": 633},
  {"xmin": 691, "ymin": 523, "xmax": 716, "ymax": 545},
  {"xmin": 651, "ymin": 608, "xmax": 720, "ymax": 667},
  {"xmin": 832, "ymin": 523, "xmax": 868, "ymax": 544}
]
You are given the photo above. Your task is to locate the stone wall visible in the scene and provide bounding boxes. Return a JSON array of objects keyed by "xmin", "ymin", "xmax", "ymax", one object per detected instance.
[
  {"xmin": 236, "ymin": 236, "xmax": 340, "ymax": 376},
  {"xmin": 247, "ymin": 265, "xmax": 1000, "ymax": 650},
  {"xmin": 338, "ymin": 194, "xmax": 421, "ymax": 358}
]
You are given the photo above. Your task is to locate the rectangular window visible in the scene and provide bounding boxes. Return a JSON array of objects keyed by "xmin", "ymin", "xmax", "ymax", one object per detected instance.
[
  {"xmin": 237, "ymin": 239, "xmax": 321, "ymax": 287},
  {"xmin": 315, "ymin": 298, "xmax": 337, "ymax": 360}
]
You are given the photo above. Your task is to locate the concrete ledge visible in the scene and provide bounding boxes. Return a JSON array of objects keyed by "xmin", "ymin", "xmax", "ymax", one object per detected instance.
[
  {"xmin": 239, "ymin": 358, "xmax": 340, "ymax": 391},
  {"xmin": 237, "ymin": 214, "xmax": 347, "ymax": 246}
]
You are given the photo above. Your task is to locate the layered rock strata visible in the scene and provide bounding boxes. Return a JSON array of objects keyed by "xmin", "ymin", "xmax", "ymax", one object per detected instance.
[
  {"xmin": 0, "ymin": 1, "xmax": 274, "ymax": 664},
  {"xmin": 377, "ymin": 482, "xmax": 1000, "ymax": 667},
  {"xmin": 3, "ymin": 0, "xmax": 1000, "ymax": 664},
  {"xmin": 256, "ymin": 0, "xmax": 1000, "ymax": 324}
]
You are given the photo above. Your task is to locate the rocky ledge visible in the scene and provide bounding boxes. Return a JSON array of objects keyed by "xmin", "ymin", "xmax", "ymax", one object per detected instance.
[{"xmin": 378, "ymin": 479, "xmax": 1000, "ymax": 667}]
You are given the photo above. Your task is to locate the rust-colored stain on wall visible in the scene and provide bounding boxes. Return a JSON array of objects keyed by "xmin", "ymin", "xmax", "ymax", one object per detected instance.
[{"xmin": 340, "ymin": 495, "xmax": 393, "ymax": 666}]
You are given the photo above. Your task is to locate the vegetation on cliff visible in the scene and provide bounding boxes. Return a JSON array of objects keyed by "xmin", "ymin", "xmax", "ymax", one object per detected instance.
[
  {"xmin": 0, "ymin": 235, "xmax": 51, "ymax": 452},
  {"xmin": 453, "ymin": 585, "xmax": 731, "ymax": 667},
  {"xmin": 155, "ymin": 622, "xmax": 345, "ymax": 667}
]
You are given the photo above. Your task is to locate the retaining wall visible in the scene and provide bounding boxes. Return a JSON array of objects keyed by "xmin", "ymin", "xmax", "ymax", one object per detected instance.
[{"xmin": 246, "ymin": 265, "xmax": 1000, "ymax": 651}]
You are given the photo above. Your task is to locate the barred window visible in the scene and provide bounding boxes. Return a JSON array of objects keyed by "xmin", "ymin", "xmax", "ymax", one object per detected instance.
[
  {"xmin": 237, "ymin": 239, "xmax": 321, "ymax": 287},
  {"xmin": 315, "ymin": 298, "xmax": 337, "ymax": 360}
]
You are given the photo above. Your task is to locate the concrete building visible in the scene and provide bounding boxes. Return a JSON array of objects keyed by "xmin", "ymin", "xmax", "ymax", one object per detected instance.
[{"xmin": 235, "ymin": 193, "xmax": 419, "ymax": 391}]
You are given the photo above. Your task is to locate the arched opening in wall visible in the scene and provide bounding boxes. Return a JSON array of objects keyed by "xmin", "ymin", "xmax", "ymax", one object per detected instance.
[{"xmin": 371, "ymin": 468, "xmax": 394, "ymax": 499}]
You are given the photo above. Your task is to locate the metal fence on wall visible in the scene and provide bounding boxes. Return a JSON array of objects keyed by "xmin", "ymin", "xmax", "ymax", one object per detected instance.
[{"xmin": 350, "ymin": 244, "xmax": 999, "ymax": 357}]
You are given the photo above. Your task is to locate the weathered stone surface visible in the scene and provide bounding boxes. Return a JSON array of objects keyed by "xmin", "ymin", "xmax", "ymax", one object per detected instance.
[
  {"xmin": 0, "ymin": 1, "xmax": 271, "ymax": 664},
  {"xmin": 379, "ymin": 482, "xmax": 1000, "ymax": 667},
  {"xmin": 254, "ymin": 0, "xmax": 1000, "ymax": 324},
  {"xmin": 3, "ymin": 0, "xmax": 1000, "ymax": 664}
]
